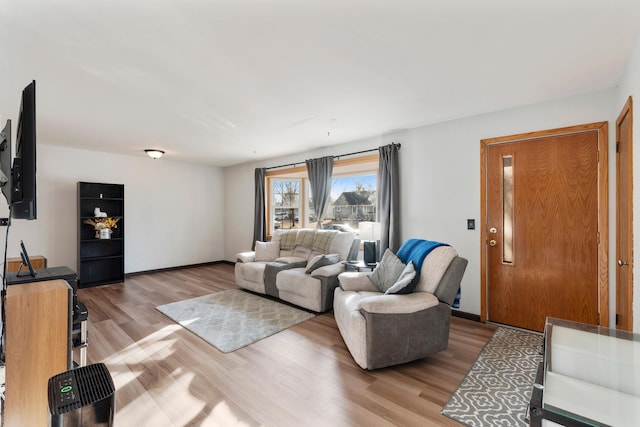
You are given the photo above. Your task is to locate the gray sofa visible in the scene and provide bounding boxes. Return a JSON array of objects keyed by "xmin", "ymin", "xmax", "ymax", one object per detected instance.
[
  {"xmin": 235, "ymin": 229, "xmax": 359, "ymax": 312},
  {"xmin": 334, "ymin": 245, "xmax": 467, "ymax": 369}
]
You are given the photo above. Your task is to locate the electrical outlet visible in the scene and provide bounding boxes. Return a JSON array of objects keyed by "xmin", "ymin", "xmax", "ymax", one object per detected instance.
[{"xmin": 467, "ymin": 219, "xmax": 475, "ymax": 230}]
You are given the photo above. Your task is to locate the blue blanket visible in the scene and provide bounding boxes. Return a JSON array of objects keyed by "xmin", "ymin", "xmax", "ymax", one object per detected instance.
[{"xmin": 396, "ymin": 239, "xmax": 448, "ymax": 275}]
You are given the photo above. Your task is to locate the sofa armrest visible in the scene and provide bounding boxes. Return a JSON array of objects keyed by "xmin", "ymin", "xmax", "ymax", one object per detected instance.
[
  {"xmin": 357, "ymin": 292, "xmax": 440, "ymax": 314},
  {"xmin": 236, "ymin": 251, "xmax": 256, "ymax": 263},
  {"xmin": 337, "ymin": 272, "xmax": 379, "ymax": 292},
  {"xmin": 361, "ymin": 302, "xmax": 451, "ymax": 369},
  {"xmin": 310, "ymin": 262, "xmax": 345, "ymax": 278}
]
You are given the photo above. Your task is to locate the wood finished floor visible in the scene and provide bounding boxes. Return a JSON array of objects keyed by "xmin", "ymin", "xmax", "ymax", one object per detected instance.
[{"xmin": 78, "ymin": 263, "xmax": 496, "ymax": 427}]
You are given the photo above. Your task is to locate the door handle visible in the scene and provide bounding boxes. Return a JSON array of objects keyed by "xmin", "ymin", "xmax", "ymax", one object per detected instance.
[
  {"xmin": 618, "ymin": 259, "xmax": 629, "ymax": 266},
  {"xmin": 489, "ymin": 239, "xmax": 497, "ymax": 247}
]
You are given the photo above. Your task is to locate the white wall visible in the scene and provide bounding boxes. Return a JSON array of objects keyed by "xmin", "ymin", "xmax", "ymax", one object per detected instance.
[
  {"xmin": 4, "ymin": 145, "xmax": 225, "ymax": 273},
  {"xmin": 617, "ymin": 32, "xmax": 640, "ymax": 333},
  {"xmin": 224, "ymin": 89, "xmax": 618, "ymax": 320},
  {"xmin": 11, "ymin": 62, "xmax": 627, "ymax": 327}
]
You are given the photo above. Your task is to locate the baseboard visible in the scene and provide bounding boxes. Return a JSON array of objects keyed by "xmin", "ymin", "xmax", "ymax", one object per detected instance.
[
  {"xmin": 451, "ymin": 310, "xmax": 481, "ymax": 322},
  {"xmin": 125, "ymin": 260, "xmax": 232, "ymax": 277}
]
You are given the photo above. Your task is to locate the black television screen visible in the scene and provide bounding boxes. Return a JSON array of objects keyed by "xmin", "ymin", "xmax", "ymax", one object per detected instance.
[
  {"xmin": 12, "ymin": 80, "xmax": 36, "ymax": 220},
  {"xmin": 0, "ymin": 119, "xmax": 11, "ymax": 205}
]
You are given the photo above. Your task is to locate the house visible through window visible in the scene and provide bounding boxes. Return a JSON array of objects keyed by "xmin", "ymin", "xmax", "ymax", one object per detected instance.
[
  {"xmin": 266, "ymin": 154, "xmax": 378, "ymax": 236},
  {"xmin": 325, "ymin": 174, "xmax": 376, "ymax": 234}
]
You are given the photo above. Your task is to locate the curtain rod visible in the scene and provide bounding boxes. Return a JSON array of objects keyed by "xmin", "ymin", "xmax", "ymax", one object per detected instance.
[{"xmin": 264, "ymin": 143, "xmax": 401, "ymax": 171}]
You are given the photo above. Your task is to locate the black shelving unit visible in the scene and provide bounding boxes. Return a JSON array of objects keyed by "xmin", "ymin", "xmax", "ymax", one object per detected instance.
[{"xmin": 78, "ymin": 182, "xmax": 124, "ymax": 287}]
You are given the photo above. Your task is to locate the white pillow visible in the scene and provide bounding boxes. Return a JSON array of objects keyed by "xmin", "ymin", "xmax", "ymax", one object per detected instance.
[{"xmin": 254, "ymin": 241, "xmax": 280, "ymax": 261}]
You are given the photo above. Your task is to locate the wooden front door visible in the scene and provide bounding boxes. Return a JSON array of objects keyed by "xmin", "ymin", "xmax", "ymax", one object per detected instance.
[
  {"xmin": 481, "ymin": 123, "xmax": 609, "ymax": 332},
  {"xmin": 616, "ymin": 97, "xmax": 633, "ymax": 331}
]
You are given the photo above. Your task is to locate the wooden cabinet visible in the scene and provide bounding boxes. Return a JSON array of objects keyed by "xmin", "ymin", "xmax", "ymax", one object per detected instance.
[
  {"xmin": 4, "ymin": 279, "xmax": 71, "ymax": 427},
  {"xmin": 78, "ymin": 182, "xmax": 124, "ymax": 287},
  {"xmin": 6, "ymin": 255, "xmax": 46, "ymax": 272}
]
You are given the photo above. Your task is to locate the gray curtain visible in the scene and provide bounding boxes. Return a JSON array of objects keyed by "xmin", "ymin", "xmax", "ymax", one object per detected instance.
[
  {"xmin": 377, "ymin": 143, "xmax": 401, "ymax": 255},
  {"xmin": 305, "ymin": 156, "xmax": 334, "ymax": 229},
  {"xmin": 252, "ymin": 168, "xmax": 266, "ymax": 249}
]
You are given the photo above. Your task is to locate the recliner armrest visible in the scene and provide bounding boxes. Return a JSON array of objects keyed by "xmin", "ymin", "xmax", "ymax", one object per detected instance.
[
  {"xmin": 310, "ymin": 262, "xmax": 345, "ymax": 278},
  {"xmin": 337, "ymin": 272, "xmax": 379, "ymax": 292},
  {"xmin": 236, "ymin": 251, "xmax": 256, "ymax": 263},
  {"xmin": 357, "ymin": 292, "xmax": 440, "ymax": 314}
]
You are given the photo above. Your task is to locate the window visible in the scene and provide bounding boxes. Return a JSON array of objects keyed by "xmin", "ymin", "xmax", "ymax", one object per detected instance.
[
  {"xmin": 328, "ymin": 173, "xmax": 376, "ymax": 228},
  {"xmin": 266, "ymin": 154, "xmax": 378, "ymax": 236},
  {"xmin": 502, "ymin": 155, "xmax": 514, "ymax": 264},
  {"xmin": 271, "ymin": 178, "xmax": 302, "ymax": 231}
]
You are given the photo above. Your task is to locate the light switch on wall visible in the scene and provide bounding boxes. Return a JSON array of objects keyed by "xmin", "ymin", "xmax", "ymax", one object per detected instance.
[{"xmin": 467, "ymin": 219, "xmax": 475, "ymax": 230}]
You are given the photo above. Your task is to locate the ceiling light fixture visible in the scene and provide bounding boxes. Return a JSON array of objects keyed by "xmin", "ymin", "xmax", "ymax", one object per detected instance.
[{"xmin": 144, "ymin": 149, "xmax": 164, "ymax": 159}]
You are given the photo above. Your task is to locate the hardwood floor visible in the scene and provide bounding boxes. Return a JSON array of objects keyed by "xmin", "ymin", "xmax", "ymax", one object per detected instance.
[{"xmin": 78, "ymin": 263, "xmax": 496, "ymax": 427}]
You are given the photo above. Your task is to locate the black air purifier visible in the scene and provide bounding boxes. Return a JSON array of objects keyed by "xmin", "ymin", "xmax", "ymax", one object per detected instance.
[{"xmin": 48, "ymin": 363, "xmax": 115, "ymax": 427}]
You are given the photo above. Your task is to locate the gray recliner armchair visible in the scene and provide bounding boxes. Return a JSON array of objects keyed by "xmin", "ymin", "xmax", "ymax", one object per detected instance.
[{"xmin": 334, "ymin": 245, "xmax": 467, "ymax": 370}]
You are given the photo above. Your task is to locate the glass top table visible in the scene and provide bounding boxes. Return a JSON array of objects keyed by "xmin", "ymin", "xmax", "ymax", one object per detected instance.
[{"xmin": 540, "ymin": 317, "xmax": 640, "ymax": 426}]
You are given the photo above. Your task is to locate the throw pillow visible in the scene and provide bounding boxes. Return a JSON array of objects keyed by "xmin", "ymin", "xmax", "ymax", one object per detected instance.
[
  {"xmin": 305, "ymin": 253, "xmax": 340, "ymax": 273},
  {"xmin": 385, "ymin": 261, "xmax": 417, "ymax": 295},
  {"xmin": 369, "ymin": 249, "xmax": 407, "ymax": 293},
  {"xmin": 254, "ymin": 241, "xmax": 280, "ymax": 262}
]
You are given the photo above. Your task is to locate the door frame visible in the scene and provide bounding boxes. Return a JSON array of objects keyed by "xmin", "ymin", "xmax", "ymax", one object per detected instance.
[{"xmin": 480, "ymin": 122, "xmax": 609, "ymax": 326}]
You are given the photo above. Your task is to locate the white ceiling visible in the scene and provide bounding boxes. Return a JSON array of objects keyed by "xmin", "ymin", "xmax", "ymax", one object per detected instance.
[{"xmin": 1, "ymin": 0, "xmax": 639, "ymax": 167}]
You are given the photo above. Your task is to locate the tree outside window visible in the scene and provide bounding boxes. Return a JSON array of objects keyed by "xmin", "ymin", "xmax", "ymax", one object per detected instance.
[{"xmin": 272, "ymin": 179, "xmax": 301, "ymax": 230}]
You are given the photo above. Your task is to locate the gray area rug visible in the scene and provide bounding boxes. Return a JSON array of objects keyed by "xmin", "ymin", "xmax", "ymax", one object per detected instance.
[
  {"xmin": 441, "ymin": 327, "xmax": 543, "ymax": 427},
  {"xmin": 156, "ymin": 289, "xmax": 315, "ymax": 353}
]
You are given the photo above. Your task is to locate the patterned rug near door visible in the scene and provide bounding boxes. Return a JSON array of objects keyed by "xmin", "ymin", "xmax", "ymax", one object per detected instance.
[
  {"xmin": 156, "ymin": 289, "xmax": 315, "ymax": 353},
  {"xmin": 441, "ymin": 327, "xmax": 543, "ymax": 427}
]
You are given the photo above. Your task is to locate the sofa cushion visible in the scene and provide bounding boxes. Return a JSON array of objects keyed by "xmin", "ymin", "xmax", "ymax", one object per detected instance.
[
  {"xmin": 305, "ymin": 253, "xmax": 340, "ymax": 273},
  {"xmin": 329, "ymin": 231, "xmax": 357, "ymax": 260},
  {"xmin": 384, "ymin": 261, "xmax": 417, "ymax": 295},
  {"xmin": 255, "ymin": 241, "xmax": 280, "ymax": 261},
  {"xmin": 279, "ymin": 249, "xmax": 294, "ymax": 257},
  {"xmin": 292, "ymin": 245, "xmax": 313, "ymax": 260},
  {"xmin": 277, "ymin": 268, "xmax": 319, "ymax": 297},
  {"xmin": 278, "ymin": 230, "xmax": 298, "ymax": 250},
  {"xmin": 416, "ymin": 246, "xmax": 458, "ymax": 294},
  {"xmin": 295, "ymin": 229, "xmax": 316, "ymax": 249},
  {"xmin": 369, "ymin": 249, "xmax": 407, "ymax": 292},
  {"xmin": 276, "ymin": 268, "xmax": 327, "ymax": 312},
  {"xmin": 311, "ymin": 230, "xmax": 338, "ymax": 254}
]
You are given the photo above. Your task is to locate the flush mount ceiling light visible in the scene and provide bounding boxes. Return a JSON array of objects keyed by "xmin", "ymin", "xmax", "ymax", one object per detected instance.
[{"xmin": 144, "ymin": 149, "xmax": 164, "ymax": 159}]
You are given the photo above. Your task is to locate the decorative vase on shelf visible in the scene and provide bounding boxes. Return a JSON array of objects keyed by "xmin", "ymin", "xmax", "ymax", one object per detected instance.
[{"xmin": 84, "ymin": 216, "xmax": 120, "ymax": 240}]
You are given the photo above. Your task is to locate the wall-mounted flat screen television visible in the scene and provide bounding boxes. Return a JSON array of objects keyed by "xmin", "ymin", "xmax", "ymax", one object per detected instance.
[
  {"xmin": 12, "ymin": 80, "xmax": 36, "ymax": 220},
  {"xmin": 0, "ymin": 119, "xmax": 11, "ymax": 205}
]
